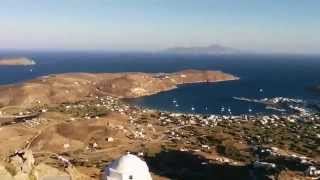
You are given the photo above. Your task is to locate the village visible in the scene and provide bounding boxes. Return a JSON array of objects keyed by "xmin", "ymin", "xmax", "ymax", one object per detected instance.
[{"xmin": 0, "ymin": 94, "xmax": 319, "ymax": 179}]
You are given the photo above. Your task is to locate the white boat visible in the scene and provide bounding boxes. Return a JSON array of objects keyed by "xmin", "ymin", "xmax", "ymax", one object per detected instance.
[{"xmin": 221, "ymin": 106, "xmax": 225, "ymax": 112}]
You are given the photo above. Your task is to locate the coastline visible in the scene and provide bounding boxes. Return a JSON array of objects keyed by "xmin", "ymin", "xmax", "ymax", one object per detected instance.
[
  {"xmin": 0, "ymin": 70, "xmax": 318, "ymax": 179},
  {"xmin": 0, "ymin": 70, "xmax": 238, "ymax": 108}
]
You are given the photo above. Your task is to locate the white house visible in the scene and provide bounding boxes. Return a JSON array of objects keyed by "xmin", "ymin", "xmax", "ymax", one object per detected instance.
[{"xmin": 103, "ymin": 154, "xmax": 152, "ymax": 180}]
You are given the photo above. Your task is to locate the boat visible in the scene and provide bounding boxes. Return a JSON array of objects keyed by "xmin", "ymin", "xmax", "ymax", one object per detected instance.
[{"xmin": 221, "ymin": 106, "xmax": 225, "ymax": 112}]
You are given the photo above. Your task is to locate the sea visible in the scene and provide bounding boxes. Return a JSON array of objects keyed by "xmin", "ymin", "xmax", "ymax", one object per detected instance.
[{"xmin": 0, "ymin": 50, "xmax": 319, "ymax": 115}]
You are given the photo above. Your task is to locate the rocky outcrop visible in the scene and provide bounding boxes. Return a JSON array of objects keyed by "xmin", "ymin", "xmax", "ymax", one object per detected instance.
[
  {"xmin": 0, "ymin": 149, "xmax": 91, "ymax": 180},
  {"xmin": 32, "ymin": 163, "xmax": 70, "ymax": 180},
  {"xmin": 0, "ymin": 165, "xmax": 14, "ymax": 180}
]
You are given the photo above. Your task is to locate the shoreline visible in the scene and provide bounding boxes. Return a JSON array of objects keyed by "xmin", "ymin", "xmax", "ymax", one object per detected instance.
[
  {"xmin": 0, "ymin": 70, "xmax": 319, "ymax": 179},
  {"xmin": 0, "ymin": 93, "xmax": 319, "ymax": 179}
]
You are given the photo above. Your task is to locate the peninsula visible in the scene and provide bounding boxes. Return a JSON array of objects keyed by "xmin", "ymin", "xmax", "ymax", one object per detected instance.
[
  {"xmin": 0, "ymin": 69, "xmax": 238, "ymax": 108},
  {"xmin": 0, "ymin": 57, "xmax": 36, "ymax": 66}
]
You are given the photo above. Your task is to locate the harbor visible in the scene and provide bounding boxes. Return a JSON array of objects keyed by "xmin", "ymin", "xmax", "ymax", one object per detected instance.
[{"xmin": 0, "ymin": 94, "xmax": 319, "ymax": 179}]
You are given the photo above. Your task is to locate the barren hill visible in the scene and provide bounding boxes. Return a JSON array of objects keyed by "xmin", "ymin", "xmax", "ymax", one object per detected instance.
[{"xmin": 0, "ymin": 70, "xmax": 238, "ymax": 108}]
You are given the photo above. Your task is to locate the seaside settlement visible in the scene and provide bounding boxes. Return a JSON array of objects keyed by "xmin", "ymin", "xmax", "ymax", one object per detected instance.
[{"xmin": 0, "ymin": 70, "xmax": 319, "ymax": 180}]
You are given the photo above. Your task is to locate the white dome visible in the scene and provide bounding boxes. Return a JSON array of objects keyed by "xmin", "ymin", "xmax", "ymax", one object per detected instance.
[{"xmin": 104, "ymin": 154, "xmax": 152, "ymax": 180}]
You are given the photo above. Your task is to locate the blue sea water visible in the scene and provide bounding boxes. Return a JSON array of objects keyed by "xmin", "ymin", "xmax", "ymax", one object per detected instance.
[{"xmin": 0, "ymin": 50, "xmax": 319, "ymax": 115}]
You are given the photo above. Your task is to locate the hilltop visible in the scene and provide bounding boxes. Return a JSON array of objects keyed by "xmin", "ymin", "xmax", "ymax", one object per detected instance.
[{"xmin": 0, "ymin": 57, "xmax": 36, "ymax": 66}]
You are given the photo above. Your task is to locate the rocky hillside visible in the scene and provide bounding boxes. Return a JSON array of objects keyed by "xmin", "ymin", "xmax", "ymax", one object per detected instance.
[{"xmin": 0, "ymin": 70, "xmax": 238, "ymax": 108}]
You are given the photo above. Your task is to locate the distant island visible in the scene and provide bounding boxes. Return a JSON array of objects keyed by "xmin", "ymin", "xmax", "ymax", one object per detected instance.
[
  {"xmin": 0, "ymin": 57, "xmax": 36, "ymax": 66},
  {"xmin": 162, "ymin": 44, "xmax": 240, "ymax": 55}
]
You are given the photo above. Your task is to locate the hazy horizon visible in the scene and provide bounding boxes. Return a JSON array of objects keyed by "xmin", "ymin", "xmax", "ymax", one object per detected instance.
[{"xmin": 1, "ymin": 1, "xmax": 319, "ymax": 54}]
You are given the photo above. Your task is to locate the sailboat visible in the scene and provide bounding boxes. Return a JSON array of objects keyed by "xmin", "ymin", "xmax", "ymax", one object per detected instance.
[{"xmin": 221, "ymin": 106, "xmax": 225, "ymax": 112}]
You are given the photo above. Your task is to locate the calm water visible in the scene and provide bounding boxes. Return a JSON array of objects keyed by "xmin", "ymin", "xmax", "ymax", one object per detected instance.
[{"xmin": 0, "ymin": 50, "xmax": 319, "ymax": 115}]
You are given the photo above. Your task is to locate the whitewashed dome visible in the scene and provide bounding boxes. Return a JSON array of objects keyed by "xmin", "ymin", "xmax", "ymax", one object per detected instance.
[{"xmin": 103, "ymin": 154, "xmax": 152, "ymax": 180}]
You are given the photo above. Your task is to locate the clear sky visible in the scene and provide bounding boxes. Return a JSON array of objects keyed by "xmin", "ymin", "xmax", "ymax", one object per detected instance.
[{"xmin": 0, "ymin": 0, "xmax": 319, "ymax": 54}]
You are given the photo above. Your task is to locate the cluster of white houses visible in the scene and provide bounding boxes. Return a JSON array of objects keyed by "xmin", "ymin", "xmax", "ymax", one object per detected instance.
[{"xmin": 1, "ymin": 94, "xmax": 319, "ymax": 179}]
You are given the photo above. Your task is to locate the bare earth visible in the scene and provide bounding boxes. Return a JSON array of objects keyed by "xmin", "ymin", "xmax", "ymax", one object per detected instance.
[{"xmin": 0, "ymin": 57, "xmax": 36, "ymax": 66}]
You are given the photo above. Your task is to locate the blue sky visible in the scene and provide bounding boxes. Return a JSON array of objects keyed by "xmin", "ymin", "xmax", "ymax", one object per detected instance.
[{"xmin": 0, "ymin": 0, "xmax": 319, "ymax": 53}]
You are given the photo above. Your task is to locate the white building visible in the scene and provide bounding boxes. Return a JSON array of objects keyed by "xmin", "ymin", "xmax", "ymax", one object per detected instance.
[
  {"xmin": 305, "ymin": 166, "xmax": 320, "ymax": 177},
  {"xmin": 103, "ymin": 154, "xmax": 152, "ymax": 180}
]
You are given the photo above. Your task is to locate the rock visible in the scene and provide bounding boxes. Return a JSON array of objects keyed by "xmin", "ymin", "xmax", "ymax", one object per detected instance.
[
  {"xmin": 10, "ymin": 150, "xmax": 35, "ymax": 174},
  {"xmin": 107, "ymin": 137, "xmax": 114, "ymax": 142},
  {"xmin": 0, "ymin": 165, "xmax": 14, "ymax": 180},
  {"xmin": 13, "ymin": 173, "xmax": 29, "ymax": 180},
  {"xmin": 3, "ymin": 149, "xmax": 91, "ymax": 180},
  {"xmin": 64, "ymin": 144, "xmax": 70, "ymax": 149},
  {"xmin": 21, "ymin": 150, "xmax": 35, "ymax": 174},
  {"xmin": 32, "ymin": 163, "xmax": 70, "ymax": 180},
  {"xmin": 66, "ymin": 166, "xmax": 92, "ymax": 180}
]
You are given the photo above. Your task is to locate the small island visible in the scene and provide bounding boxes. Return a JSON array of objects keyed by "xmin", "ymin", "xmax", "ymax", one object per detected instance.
[{"xmin": 0, "ymin": 57, "xmax": 36, "ymax": 66}]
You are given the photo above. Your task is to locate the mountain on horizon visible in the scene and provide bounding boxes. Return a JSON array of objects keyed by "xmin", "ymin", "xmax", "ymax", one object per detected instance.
[{"xmin": 161, "ymin": 44, "xmax": 240, "ymax": 55}]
